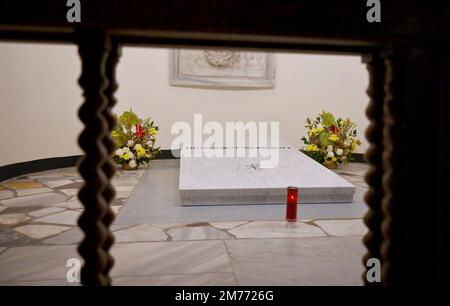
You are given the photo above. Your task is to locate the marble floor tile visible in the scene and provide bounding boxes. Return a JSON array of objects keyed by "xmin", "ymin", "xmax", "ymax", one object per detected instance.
[
  {"xmin": 40, "ymin": 180, "xmax": 74, "ymax": 188},
  {"xmin": 16, "ymin": 188, "xmax": 53, "ymax": 197},
  {"xmin": 14, "ymin": 225, "xmax": 71, "ymax": 239},
  {"xmin": 152, "ymin": 223, "xmax": 186, "ymax": 230},
  {"xmin": 0, "ymin": 213, "xmax": 30, "ymax": 225},
  {"xmin": 112, "ymin": 179, "xmax": 140, "ymax": 186},
  {"xmin": 1, "ymin": 193, "xmax": 67, "ymax": 208},
  {"xmin": 111, "ymin": 206, "xmax": 122, "ymax": 215},
  {"xmin": 168, "ymin": 226, "xmax": 233, "ymax": 241},
  {"xmin": 0, "ymin": 279, "xmax": 79, "ymax": 286},
  {"xmin": 57, "ymin": 168, "xmax": 79, "ymax": 176},
  {"xmin": 0, "ymin": 227, "xmax": 37, "ymax": 247},
  {"xmin": 225, "ymin": 237, "xmax": 365, "ymax": 286},
  {"xmin": 54, "ymin": 200, "xmax": 82, "ymax": 210},
  {"xmin": 27, "ymin": 173, "xmax": 63, "ymax": 180},
  {"xmin": 2, "ymin": 181, "xmax": 43, "ymax": 190},
  {"xmin": 114, "ymin": 224, "xmax": 168, "ymax": 242},
  {"xmin": 209, "ymin": 221, "xmax": 249, "ymax": 230},
  {"xmin": 55, "ymin": 182, "xmax": 82, "ymax": 190},
  {"xmin": 0, "ymin": 190, "xmax": 14, "ymax": 200},
  {"xmin": 116, "ymin": 190, "xmax": 134, "ymax": 198},
  {"xmin": 43, "ymin": 227, "xmax": 82, "ymax": 245},
  {"xmin": 314, "ymin": 219, "xmax": 368, "ymax": 236},
  {"xmin": 2, "ymin": 180, "xmax": 44, "ymax": 190},
  {"xmin": 111, "ymin": 241, "xmax": 232, "ymax": 277},
  {"xmin": 0, "ymin": 245, "xmax": 78, "ymax": 281},
  {"xmin": 114, "ymin": 186, "xmax": 136, "ymax": 199},
  {"xmin": 111, "ymin": 224, "xmax": 135, "ymax": 231},
  {"xmin": 114, "ymin": 273, "xmax": 237, "ymax": 286},
  {"xmin": 28, "ymin": 207, "xmax": 66, "ymax": 218},
  {"xmin": 33, "ymin": 210, "xmax": 80, "ymax": 225},
  {"xmin": 59, "ymin": 189, "xmax": 79, "ymax": 197},
  {"xmin": 229, "ymin": 221, "xmax": 326, "ymax": 239}
]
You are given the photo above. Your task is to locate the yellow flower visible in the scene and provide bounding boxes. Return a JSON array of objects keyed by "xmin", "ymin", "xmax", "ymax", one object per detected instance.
[
  {"xmin": 306, "ymin": 144, "xmax": 318, "ymax": 152},
  {"xmin": 352, "ymin": 140, "xmax": 360, "ymax": 151},
  {"xmin": 136, "ymin": 147, "xmax": 147, "ymax": 158},
  {"xmin": 149, "ymin": 127, "xmax": 158, "ymax": 136},
  {"xmin": 121, "ymin": 153, "xmax": 130, "ymax": 160},
  {"xmin": 313, "ymin": 127, "xmax": 323, "ymax": 135},
  {"xmin": 329, "ymin": 134, "xmax": 339, "ymax": 142},
  {"xmin": 308, "ymin": 127, "xmax": 323, "ymax": 137}
]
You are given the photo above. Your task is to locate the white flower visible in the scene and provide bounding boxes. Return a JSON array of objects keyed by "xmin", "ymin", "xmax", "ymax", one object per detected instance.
[
  {"xmin": 327, "ymin": 151, "xmax": 335, "ymax": 158},
  {"xmin": 127, "ymin": 140, "xmax": 134, "ymax": 147},
  {"xmin": 128, "ymin": 152, "xmax": 135, "ymax": 159},
  {"xmin": 128, "ymin": 160, "xmax": 137, "ymax": 168},
  {"xmin": 115, "ymin": 148, "xmax": 124, "ymax": 156},
  {"xmin": 122, "ymin": 146, "xmax": 130, "ymax": 153},
  {"xmin": 327, "ymin": 145, "xmax": 333, "ymax": 152},
  {"xmin": 336, "ymin": 148, "xmax": 343, "ymax": 156},
  {"xmin": 344, "ymin": 140, "xmax": 352, "ymax": 147},
  {"xmin": 131, "ymin": 126, "xmax": 136, "ymax": 134},
  {"xmin": 134, "ymin": 143, "xmax": 142, "ymax": 150},
  {"xmin": 146, "ymin": 140, "xmax": 152, "ymax": 147}
]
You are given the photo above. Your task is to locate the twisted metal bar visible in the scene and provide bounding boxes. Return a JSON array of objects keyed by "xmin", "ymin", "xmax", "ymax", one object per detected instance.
[
  {"xmin": 76, "ymin": 30, "xmax": 113, "ymax": 286},
  {"xmin": 361, "ymin": 53, "xmax": 385, "ymax": 286},
  {"xmin": 100, "ymin": 40, "xmax": 122, "ymax": 283}
]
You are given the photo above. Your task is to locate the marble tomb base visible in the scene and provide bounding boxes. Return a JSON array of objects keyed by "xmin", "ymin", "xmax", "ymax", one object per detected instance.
[{"xmin": 179, "ymin": 145, "xmax": 355, "ymax": 206}]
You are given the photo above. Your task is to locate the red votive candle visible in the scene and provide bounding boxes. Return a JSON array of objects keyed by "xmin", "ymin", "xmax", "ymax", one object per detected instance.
[{"xmin": 286, "ymin": 186, "xmax": 298, "ymax": 222}]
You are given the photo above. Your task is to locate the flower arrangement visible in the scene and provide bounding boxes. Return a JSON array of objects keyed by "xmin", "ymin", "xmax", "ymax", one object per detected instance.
[
  {"xmin": 300, "ymin": 111, "xmax": 361, "ymax": 169},
  {"xmin": 112, "ymin": 109, "xmax": 160, "ymax": 170}
]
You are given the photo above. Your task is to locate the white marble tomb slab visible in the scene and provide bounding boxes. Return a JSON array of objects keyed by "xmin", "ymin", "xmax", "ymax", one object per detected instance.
[{"xmin": 179, "ymin": 145, "xmax": 355, "ymax": 206}]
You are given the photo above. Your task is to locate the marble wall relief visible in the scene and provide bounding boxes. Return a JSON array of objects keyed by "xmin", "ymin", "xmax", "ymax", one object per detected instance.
[{"xmin": 170, "ymin": 49, "xmax": 275, "ymax": 88}]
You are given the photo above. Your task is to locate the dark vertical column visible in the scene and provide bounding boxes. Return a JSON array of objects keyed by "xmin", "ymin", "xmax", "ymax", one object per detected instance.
[
  {"xmin": 76, "ymin": 30, "xmax": 114, "ymax": 286},
  {"xmin": 362, "ymin": 52, "xmax": 385, "ymax": 286},
  {"xmin": 100, "ymin": 39, "xmax": 122, "ymax": 282},
  {"xmin": 435, "ymin": 47, "xmax": 450, "ymax": 284},
  {"xmin": 379, "ymin": 50, "xmax": 401, "ymax": 285},
  {"xmin": 380, "ymin": 47, "xmax": 448, "ymax": 285}
]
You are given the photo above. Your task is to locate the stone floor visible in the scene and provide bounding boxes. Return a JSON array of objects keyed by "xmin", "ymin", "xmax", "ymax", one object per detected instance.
[
  {"xmin": 118, "ymin": 160, "xmax": 368, "ymax": 224},
  {"xmin": 0, "ymin": 161, "xmax": 369, "ymax": 286}
]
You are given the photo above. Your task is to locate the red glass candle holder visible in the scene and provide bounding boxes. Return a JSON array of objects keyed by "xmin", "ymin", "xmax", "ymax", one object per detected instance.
[{"xmin": 286, "ymin": 186, "xmax": 298, "ymax": 222}]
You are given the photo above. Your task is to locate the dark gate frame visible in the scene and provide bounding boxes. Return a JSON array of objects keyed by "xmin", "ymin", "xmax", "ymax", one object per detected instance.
[{"xmin": 1, "ymin": 1, "xmax": 449, "ymax": 286}]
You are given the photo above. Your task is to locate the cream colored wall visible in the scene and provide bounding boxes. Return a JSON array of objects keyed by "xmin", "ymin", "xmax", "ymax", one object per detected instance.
[
  {"xmin": 0, "ymin": 43, "xmax": 83, "ymax": 167},
  {"xmin": 0, "ymin": 43, "xmax": 369, "ymax": 167}
]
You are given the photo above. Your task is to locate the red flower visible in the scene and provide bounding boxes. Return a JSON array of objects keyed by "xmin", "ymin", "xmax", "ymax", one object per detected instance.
[
  {"xmin": 135, "ymin": 124, "xmax": 145, "ymax": 137},
  {"xmin": 329, "ymin": 124, "xmax": 339, "ymax": 134}
]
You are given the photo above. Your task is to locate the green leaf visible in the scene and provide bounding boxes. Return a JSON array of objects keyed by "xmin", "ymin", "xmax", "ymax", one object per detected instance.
[
  {"xmin": 119, "ymin": 110, "xmax": 139, "ymax": 128},
  {"xmin": 320, "ymin": 111, "xmax": 336, "ymax": 127},
  {"xmin": 319, "ymin": 131, "xmax": 330, "ymax": 147}
]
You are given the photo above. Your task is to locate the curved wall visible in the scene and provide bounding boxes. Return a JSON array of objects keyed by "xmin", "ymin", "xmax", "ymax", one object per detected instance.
[{"xmin": 0, "ymin": 43, "xmax": 368, "ymax": 167}]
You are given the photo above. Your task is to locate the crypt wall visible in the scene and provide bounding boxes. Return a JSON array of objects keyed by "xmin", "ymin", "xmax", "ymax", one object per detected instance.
[{"xmin": 0, "ymin": 43, "xmax": 368, "ymax": 167}]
